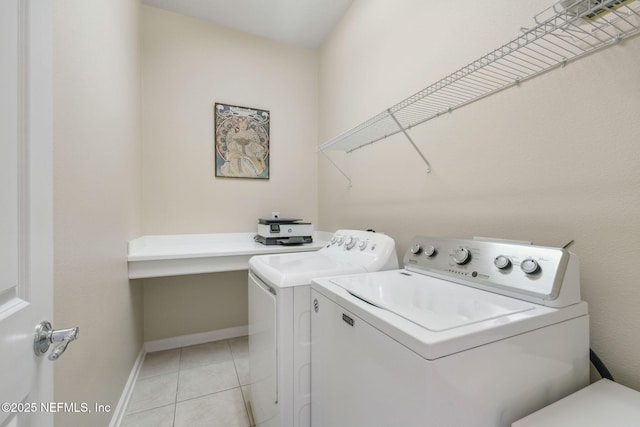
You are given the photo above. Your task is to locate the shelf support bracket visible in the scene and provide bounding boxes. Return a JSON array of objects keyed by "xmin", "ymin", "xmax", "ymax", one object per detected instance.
[
  {"xmin": 388, "ymin": 109, "xmax": 431, "ymax": 173},
  {"xmin": 319, "ymin": 149, "xmax": 352, "ymax": 187}
]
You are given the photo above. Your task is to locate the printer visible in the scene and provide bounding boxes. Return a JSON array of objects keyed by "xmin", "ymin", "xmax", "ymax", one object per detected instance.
[{"xmin": 256, "ymin": 218, "xmax": 314, "ymax": 245}]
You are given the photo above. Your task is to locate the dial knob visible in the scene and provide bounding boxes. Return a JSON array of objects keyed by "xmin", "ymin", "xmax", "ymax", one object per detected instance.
[
  {"xmin": 424, "ymin": 245, "xmax": 437, "ymax": 257},
  {"xmin": 494, "ymin": 255, "xmax": 511, "ymax": 270},
  {"xmin": 520, "ymin": 258, "xmax": 540, "ymax": 274},
  {"xmin": 453, "ymin": 248, "xmax": 471, "ymax": 265},
  {"xmin": 358, "ymin": 240, "xmax": 368, "ymax": 251},
  {"xmin": 410, "ymin": 243, "xmax": 422, "ymax": 255},
  {"xmin": 336, "ymin": 237, "xmax": 344, "ymax": 246},
  {"xmin": 345, "ymin": 236, "xmax": 357, "ymax": 250}
]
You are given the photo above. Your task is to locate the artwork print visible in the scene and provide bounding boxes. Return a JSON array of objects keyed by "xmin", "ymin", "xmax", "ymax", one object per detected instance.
[{"xmin": 215, "ymin": 103, "xmax": 270, "ymax": 179}]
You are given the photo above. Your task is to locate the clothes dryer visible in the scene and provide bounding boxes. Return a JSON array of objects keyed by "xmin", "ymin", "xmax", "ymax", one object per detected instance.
[
  {"xmin": 311, "ymin": 236, "xmax": 589, "ymax": 427},
  {"xmin": 248, "ymin": 230, "xmax": 398, "ymax": 427}
]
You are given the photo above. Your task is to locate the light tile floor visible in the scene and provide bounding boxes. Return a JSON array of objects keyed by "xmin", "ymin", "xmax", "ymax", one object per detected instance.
[{"xmin": 121, "ymin": 336, "xmax": 254, "ymax": 427}]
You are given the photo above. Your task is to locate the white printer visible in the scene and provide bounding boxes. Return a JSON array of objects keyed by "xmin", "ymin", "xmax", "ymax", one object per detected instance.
[{"xmin": 256, "ymin": 218, "xmax": 313, "ymax": 245}]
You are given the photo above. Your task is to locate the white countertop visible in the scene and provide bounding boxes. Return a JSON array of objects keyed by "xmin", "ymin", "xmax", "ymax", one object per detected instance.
[{"xmin": 128, "ymin": 231, "xmax": 332, "ymax": 279}]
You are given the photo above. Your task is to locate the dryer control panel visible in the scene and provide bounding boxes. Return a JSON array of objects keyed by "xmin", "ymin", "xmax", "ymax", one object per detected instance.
[
  {"xmin": 403, "ymin": 236, "xmax": 581, "ymax": 307},
  {"xmin": 322, "ymin": 230, "xmax": 399, "ymax": 272}
]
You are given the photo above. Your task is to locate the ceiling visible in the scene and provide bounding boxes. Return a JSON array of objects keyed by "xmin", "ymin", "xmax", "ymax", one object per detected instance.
[{"xmin": 142, "ymin": 0, "xmax": 354, "ymax": 49}]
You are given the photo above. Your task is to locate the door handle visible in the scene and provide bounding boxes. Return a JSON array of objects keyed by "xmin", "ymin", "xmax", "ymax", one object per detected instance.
[{"xmin": 33, "ymin": 320, "xmax": 79, "ymax": 361}]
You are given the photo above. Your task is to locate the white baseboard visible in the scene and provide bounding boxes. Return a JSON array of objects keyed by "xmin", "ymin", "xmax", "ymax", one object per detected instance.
[
  {"xmin": 144, "ymin": 325, "xmax": 249, "ymax": 353},
  {"xmin": 108, "ymin": 346, "xmax": 146, "ymax": 427}
]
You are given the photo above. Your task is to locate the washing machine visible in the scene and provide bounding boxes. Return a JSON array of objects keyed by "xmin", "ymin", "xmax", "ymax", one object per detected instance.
[
  {"xmin": 311, "ymin": 236, "xmax": 590, "ymax": 427},
  {"xmin": 248, "ymin": 229, "xmax": 398, "ymax": 427}
]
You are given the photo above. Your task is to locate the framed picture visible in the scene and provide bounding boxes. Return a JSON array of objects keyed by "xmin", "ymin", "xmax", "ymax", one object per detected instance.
[{"xmin": 214, "ymin": 102, "xmax": 270, "ymax": 179}]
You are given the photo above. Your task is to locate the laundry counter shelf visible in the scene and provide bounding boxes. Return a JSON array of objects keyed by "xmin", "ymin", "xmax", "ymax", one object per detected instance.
[{"xmin": 127, "ymin": 231, "xmax": 332, "ymax": 279}]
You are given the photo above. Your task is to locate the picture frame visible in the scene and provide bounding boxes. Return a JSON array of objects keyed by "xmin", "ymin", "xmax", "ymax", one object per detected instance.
[{"xmin": 214, "ymin": 102, "xmax": 270, "ymax": 179}]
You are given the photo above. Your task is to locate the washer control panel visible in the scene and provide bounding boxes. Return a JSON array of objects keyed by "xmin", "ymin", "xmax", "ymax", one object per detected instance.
[{"xmin": 403, "ymin": 236, "xmax": 579, "ymax": 306}]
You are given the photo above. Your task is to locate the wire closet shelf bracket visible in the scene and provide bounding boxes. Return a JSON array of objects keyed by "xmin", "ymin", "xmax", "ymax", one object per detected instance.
[{"xmin": 317, "ymin": 0, "xmax": 640, "ymax": 183}]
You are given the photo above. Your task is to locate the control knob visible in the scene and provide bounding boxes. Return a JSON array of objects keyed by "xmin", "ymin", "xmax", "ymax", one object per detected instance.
[
  {"xmin": 358, "ymin": 240, "xmax": 368, "ymax": 251},
  {"xmin": 345, "ymin": 236, "xmax": 357, "ymax": 250},
  {"xmin": 520, "ymin": 258, "xmax": 540, "ymax": 274},
  {"xmin": 494, "ymin": 255, "xmax": 511, "ymax": 270},
  {"xmin": 410, "ymin": 243, "xmax": 422, "ymax": 255},
  {"xmin": 424, "ymin": 245, "xmax": 437, "ymax": 257},
  {"xmin": 453, "ymin": 248, "xmax": 471, "ymax": 265}
]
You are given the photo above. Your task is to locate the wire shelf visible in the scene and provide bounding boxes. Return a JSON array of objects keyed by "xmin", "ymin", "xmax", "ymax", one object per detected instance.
[{"xmin": 318, "ymin": 0, "xmax": 640, "ymax": 166}]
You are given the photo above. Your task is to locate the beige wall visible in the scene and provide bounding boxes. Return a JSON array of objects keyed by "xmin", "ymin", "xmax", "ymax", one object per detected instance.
[
  {"xmin": 318, "ymin": 0, "xmax": 640, "ymax": 390},
  {"xmin": 142, "ymin": 272, "xmax": 247, "ymax": 341},
  {"xmin": 140, "ymin": 6, "xmax": 319, "ymax": 340},
  {"xmin": 53, "ymin": 1, "xmax": 143, "ymax": 426}
]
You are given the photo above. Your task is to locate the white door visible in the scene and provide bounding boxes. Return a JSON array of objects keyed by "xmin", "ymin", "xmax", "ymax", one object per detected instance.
[{"xmin": 0, "ymin": 1, "xmax": 54, "ymax": 426}]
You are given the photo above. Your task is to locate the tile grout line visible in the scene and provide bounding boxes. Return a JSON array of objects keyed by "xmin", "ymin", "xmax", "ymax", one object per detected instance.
[
  {"xmin": 230, "ymin": 337, "xmax": 255, "ymax": 427},
  {"xmin": 172, "ymin": 347, "xmax": 183, "ymax": 427},
  {"xmin": 227, "ymin": 338, "xmax": 254, "ymax": 426}
]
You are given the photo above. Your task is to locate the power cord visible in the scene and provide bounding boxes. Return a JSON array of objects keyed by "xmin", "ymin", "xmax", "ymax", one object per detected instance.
[{"xmin": 590, "ymin": 348, "xmax": 615, "ymax": 381}]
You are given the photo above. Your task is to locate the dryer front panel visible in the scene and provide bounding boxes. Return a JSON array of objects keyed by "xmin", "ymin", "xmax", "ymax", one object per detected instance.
[{"xmin": 248, "ymin": 272, "xmax": 278, "ymax": 426}]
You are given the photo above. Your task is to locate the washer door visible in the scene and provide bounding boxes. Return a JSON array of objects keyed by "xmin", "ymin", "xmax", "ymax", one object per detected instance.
[{"xmin": 248, "ymin": 271, "xmax": 278, "ymax": 425}]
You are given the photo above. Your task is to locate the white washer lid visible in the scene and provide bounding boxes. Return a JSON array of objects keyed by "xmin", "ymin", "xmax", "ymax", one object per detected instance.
[
  {"xmin": 250, "ymin": 252, "xmax": 367, "ymax": 288},
  {"xmin": 331, "ymin": 271, "xmax": 535, "ymax": 331},
  {"xmin": 313, "ymin": 270, "xmax": 588, "ymax": 359}
]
